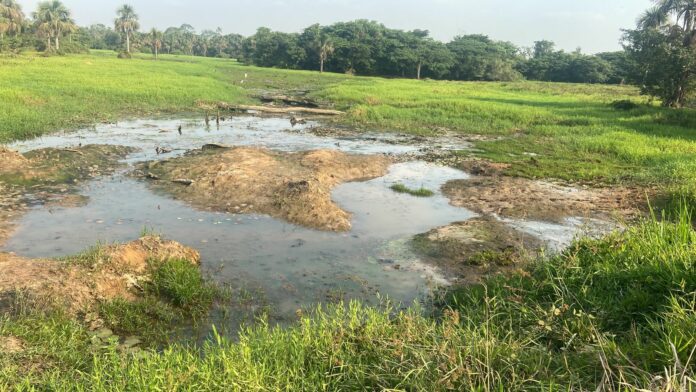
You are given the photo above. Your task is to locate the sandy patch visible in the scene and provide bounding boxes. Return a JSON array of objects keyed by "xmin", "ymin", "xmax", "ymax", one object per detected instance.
[
  {"xmin": 0, "ymin": 336, "xmax": 25, "ymax": 354},
  {"xmin": 0, "ymin": 236, "xmax": 199, "ymax": 315},
  {"xmin": 141, "ymin": 147, "xmax": 391, "ymax": 231},
  {"xmin": 443, "ymin": 176, "xmax": 647, "ymax": 223}
]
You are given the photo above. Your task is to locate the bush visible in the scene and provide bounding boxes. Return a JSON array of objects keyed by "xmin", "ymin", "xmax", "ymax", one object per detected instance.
[{"xmin": 611, "ymin": 99, "xmax": 639, "ymax": 110}]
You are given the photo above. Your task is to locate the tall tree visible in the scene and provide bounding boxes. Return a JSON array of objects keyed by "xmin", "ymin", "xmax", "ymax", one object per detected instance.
[
  {"xmin": 626, "ymin": 0, "xmax": 696, "ymax": 106},
  {"xmin": 149, "ymin": 28, "xmax": 162, "ymax": 59},
  {"xmin": 0, "ymin": 0, "xmax": 24, "ymax": 41},
  {"xmin": 33, "ymin": 1, "xmax": 75, "ymax": 51},
  {"xmin": 114, "ymin": 4, "xmax": 139, "ymax": 54},
  {"xmin": 640, "ymin": 0, "xmax": 696, "ymax": 37}
]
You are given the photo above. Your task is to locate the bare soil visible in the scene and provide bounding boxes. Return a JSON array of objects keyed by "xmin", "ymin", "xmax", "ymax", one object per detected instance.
[
  {"xmin": 412, "ymin": 217, "xmax": 542, "ymax": 283},
  {"xmin": 0, "ymin": 236, "xmax": 200, "ymax": 315},
  {"xmin": 0, "ymin": 336, "xmax": 25, "ymax": 354},
  {"xmin": 443, "ymin": 175, "xmax": 647, "ymax": 223},
  {"xmin": 141, "ymin": 147, "xmax": 391, "ymax": 231}
]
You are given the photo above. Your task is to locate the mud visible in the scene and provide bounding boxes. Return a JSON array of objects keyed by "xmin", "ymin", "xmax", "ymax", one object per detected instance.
[
  {"xmin": 412, "ymin": 217, "xmax": 542, "ymax": 283},
  {"xmin": 443, "ymin": 176, "xmax": 647, "ymax": 223},
  {"xmin": 0, "ymin": 236, "xmax": 199, "ymax": 315},
  {"xmin": 140, "ymin": 147, "xmax": 391, "ymax": 231}
]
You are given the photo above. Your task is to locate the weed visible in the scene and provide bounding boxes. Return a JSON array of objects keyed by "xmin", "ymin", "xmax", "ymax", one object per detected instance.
[
  {"xmin": 149, "ymin": 259, "xmax": 215, "ymax": 314},
  {"xmin": 390, "ymin": 183, "xmax": 434, "ymax": 197}
]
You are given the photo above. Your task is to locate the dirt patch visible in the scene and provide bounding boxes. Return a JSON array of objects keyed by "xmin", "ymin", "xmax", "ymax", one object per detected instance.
[
  {"xmin": 0, "ymin": 147, "xmax": 29, "ymax": 174},
  {"xmin": 443, "ymin": 176, "xmax": 647, "ymax": 223},
  {"xmin": 0, "ymin": 145, "xmax": 134, "ymax": 244},
  {"xmin": 140, "ymin": 147, "xmax": 391, "ymax": 231},
  {"xmin": 0, "ymin": 336, "xmax": 25, "ymax": 354},
  {"xmin": 412, "ymin": 217, "xmax": 542, "ymax": 283},
  {"xmin": 0, "ymin": 236, "xmax": 199, "ymax": 315}
]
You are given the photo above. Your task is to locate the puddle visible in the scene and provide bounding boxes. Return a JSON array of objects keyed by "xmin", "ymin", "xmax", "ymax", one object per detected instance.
[
  {"xmin": 7, "ymin": 117, "xmax": 468, "ymax": 163},
  {"xmin": 1, "ymin": 116, "xmax": 617, "ymax": 330}
]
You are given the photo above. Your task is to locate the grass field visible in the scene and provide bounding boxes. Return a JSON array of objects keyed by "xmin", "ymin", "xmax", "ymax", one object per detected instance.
[
  {"xmin": 1, "ymin": 51, "xmax": 696, "ymax": 390},
  {"xmin": 2, "ymin": 51, "xmax": 696, "ymax": 191}
]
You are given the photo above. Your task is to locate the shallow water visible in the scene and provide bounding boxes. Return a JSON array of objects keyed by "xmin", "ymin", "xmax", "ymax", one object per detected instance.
[
  {"xmin": 8, "ymin": 117, "xmax": 467, "ymax": 162},
  {"xmin": 2, "ymin": 116, "xmax": 613, "ymax": 328}
]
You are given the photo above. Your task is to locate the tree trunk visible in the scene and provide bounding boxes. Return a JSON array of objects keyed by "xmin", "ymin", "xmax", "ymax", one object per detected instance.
[
  {"xmin": 320, "ymin": 56, "xmax": 324, "ymax": 73},
  {"xmin": 55, "ymin": 36, "xmax": 59, "ymax": 51},
  {"xmin": 417, "ymin": 62, "xmax": 422, "ymax": 80},
  {"xmin": 126, "ymin": 33, "xmax": 130, "ymax": 53},
  {"xmin": 46, "ymin": 37, "xmax": 51, "ymax": 51}
]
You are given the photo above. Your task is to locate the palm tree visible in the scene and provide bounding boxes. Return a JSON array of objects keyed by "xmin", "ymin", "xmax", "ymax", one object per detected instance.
[
  {"xmin": 640, "ymin": 0, "xmax": 696, "ymax": 42},
  {"xmin": 115, "ymin": 4, "xmax": 139, "ymax": 54},
  {"xmin": 149, "ymin": 28, "xmax": 162, "ymax": 59},
  {"xmin": 317, "ymin": 35, "xmax": 334, "ymax": 73},
  {"xmin": 33, "ymin": 1, "xmax": 75, "ymax": 51},
  {"xmin": 0, "ymin": 0, "xmax": 25, "ymax": 41}
]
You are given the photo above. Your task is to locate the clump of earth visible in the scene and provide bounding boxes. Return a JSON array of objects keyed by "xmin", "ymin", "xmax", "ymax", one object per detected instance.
[
  {"xmin": 140, "ymin": 147, "xmax": 391, "ymax": 231},
  {"xmin": 0, "ymin": 236, "xmax": 199, "ymax": 315},
  {"xmin": 411, "ymin": 217, "xmax": 542, "ymax": 283},
  {"xmin": 442, "ymin": 176, "xmax": 646, "ymax": 223}
]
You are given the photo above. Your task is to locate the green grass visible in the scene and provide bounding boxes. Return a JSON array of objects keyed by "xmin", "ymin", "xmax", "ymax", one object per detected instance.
[
  {"xmin": 2, "ymin": 51, "xmax": 696, "ymax": 193},
  {"xmin": 98, "ymin": 258, "xmax": 219, "ymax": 345},
  {"xmin": 1, "ymin": 206, "xmax": 694, "ymax": 391},
  {"xmin": 0, "ymin": 50, "xmax": 343, "ymax": 142},
  {"xmin": 316, "ymin": 78, "xmax": 696, "ymax": 189},
  {"xmin": 149, "ymin": 259, "xmax": 216, "ymax": 313},
  {"xmin": 389, "ymin": 183, "xmax": 435, "ymax": 197}
]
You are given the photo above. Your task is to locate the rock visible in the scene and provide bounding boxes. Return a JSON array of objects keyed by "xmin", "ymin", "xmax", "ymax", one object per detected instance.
[{"xmin": 172, "ymin": 179, "xmax": 194, "ymax": 186}]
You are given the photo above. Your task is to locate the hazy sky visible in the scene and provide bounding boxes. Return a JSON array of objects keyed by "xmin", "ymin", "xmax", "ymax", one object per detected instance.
[{"xmin": 18, "ymin": 0, "xmax": 652, "ymax": 53}]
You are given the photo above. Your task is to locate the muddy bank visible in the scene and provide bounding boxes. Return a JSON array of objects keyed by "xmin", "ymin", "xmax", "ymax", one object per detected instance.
[
  {"xmin": 0, "ymin": 236, "xmax": 199, "ymax": 315},
  {"xmin": 412, "ymin": 217, "xmax": 542, "ymax": 283},
  {"xmin": 0, "ymin": 145, "xmax": 134, "ymax": 244},
  {"xmin": 140, "ymin": 147, "xmax": 391, "ymax": 231},
  {"xmin": 443, "ymin": 175, "xmax": 646, "ymax": 223}
]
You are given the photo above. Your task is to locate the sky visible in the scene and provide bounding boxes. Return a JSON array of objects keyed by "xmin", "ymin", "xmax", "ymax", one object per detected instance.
[{"xmin": 18, "ymin": 0, "xmax": 653, "ymax": 54}]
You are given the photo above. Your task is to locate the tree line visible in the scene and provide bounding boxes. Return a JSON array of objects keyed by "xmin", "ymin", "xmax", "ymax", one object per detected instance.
[{"xmin": 1, "ymin": 0, "xmax": 693, "ymax": 106}]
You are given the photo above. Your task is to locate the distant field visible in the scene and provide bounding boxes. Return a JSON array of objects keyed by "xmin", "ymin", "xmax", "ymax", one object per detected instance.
[
  {"xmin": 2, "ymin": 51, "xmax": 696, "ymax": 190},
  {"xmin": 0, "ymin": 51, "xmax": 344, "ymax": 141}
]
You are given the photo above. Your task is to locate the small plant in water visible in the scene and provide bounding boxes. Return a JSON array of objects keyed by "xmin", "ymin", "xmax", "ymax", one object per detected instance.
[{"xmin": 390, "ymin": 183, "xmax": 434, "ymax": 197}]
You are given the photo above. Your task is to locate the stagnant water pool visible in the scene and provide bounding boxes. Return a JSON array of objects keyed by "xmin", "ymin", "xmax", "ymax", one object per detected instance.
[{"xmin": 2, "ymin": 116, "xmax": 609, "ymax": 328}]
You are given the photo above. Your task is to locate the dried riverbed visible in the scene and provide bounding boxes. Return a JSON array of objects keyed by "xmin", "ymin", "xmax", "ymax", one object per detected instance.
[{"xmin": 0, "ymin": 115, "xmax": 639, "ymax": 329}]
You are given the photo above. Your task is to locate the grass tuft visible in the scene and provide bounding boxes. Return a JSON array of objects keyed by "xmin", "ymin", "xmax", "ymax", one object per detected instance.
[
  {"xmin": 149, "ymin": 259, "xmax": 215, "ymax": 313},
  {"xmin": 390, "ymin": 183, "xmax": 435, "ymax": 197}
]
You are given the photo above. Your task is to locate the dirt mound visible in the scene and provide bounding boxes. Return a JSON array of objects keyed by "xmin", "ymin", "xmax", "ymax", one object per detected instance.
[
  {"xmin": 412, "ymin": 217, "xmax": 542, "ymax": 283},
  {"xmin": 443, "ymin": 176, "xmax": 646, "ymax": 223},
  {"xmin": 0, "ymin": 236, "xmax": 199, "ymax": 314},
  {"xmin": 142, "ymin": 147, "xmax": 390, "ymax": 231}
]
